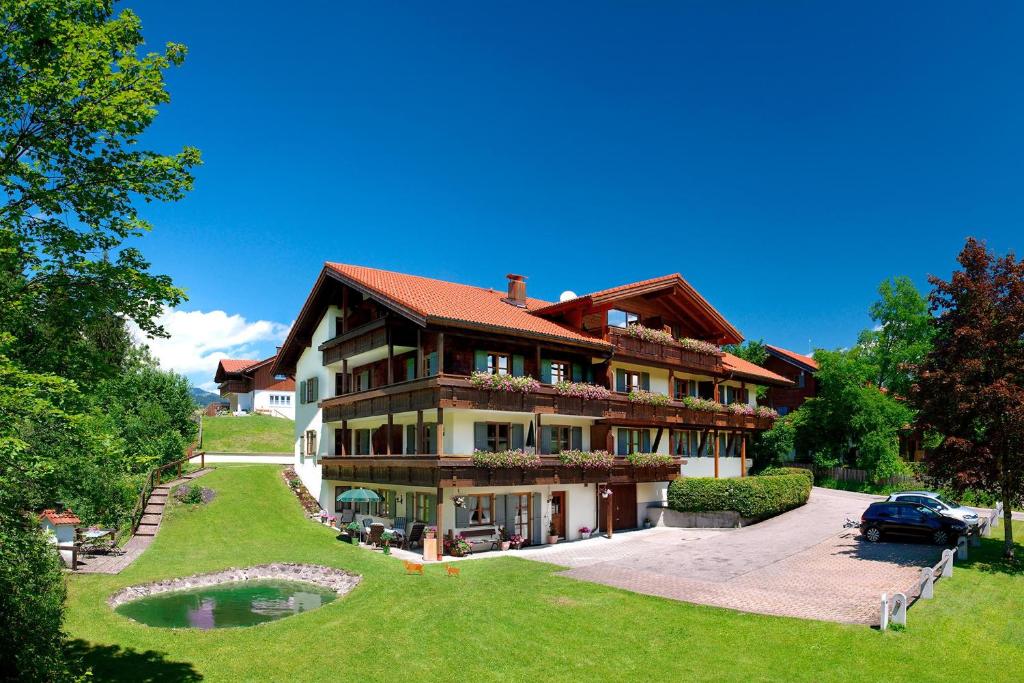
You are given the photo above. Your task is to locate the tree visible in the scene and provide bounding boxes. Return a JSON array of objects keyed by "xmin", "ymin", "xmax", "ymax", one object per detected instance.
[
  {"xmin": 749, "ymin": 415, "xmax": 796, "ymax": 471},
  {"xmin": 856, "ymin": 276, "xmax": 934, "ymax": 398},
  {"xmin": 722, "ymin": 338, "xmax": 768, "ymax": 367},
  {"xmin": 913, "ymin": 238, "xmax": 1024, "ymax": 559},
  {"xmin": 0, "ymin": 0, "xmax": 200, "ymax": 387}
]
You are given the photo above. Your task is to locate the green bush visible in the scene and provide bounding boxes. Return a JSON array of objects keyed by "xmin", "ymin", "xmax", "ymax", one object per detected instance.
[
  {"xmin": 667, "ymin": 473, "xmax": 811, "ymax": 519},
  {"xmin": 759, "ymin": 466, "xmax": 814, "ymax": 486}
]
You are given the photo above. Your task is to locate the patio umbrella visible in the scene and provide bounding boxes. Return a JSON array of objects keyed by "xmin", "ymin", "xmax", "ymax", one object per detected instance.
[{"xmin": 336, "ymin": 488, "xmax": 381, "ymax": 503}]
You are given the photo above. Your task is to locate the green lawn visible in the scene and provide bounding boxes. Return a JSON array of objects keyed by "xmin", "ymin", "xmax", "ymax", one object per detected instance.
[
  {"xmin": 201, "ymin": 415, "xmax": 294, "ymax": 453},
  {"xmin": 64, "ymin": 466, "xmax": 1024, "ymax": 682}
]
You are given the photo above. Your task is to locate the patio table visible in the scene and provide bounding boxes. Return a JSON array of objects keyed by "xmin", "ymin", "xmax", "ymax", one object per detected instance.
[{"xmin": 81, "ymin": 528, "xmax": 114, "ymax": 540}]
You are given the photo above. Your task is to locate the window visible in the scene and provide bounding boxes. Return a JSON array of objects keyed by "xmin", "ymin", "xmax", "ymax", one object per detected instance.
[
  {"xmin": 414, "ymin": 493, "xmax": 436, "ymax": 523},
  {"xmin": 550, "ymin": 361, "xmax": 569, "ymax": 384},
  {"xmin": 624, "ymin": 370, "xmax": 641, "ymax": 393},
  {"xmin": 354, "ymin": 370, "xmax": 371, "ymax": 392},
  {"xmin": 354, "ymin": 429, "xmax": 371, "ymax": 455},
  {"xmin": 305, "ymin": 430, "xmax": 317, "ymax": 457},
  {"xmin": 670, "ymin": 430, "xmax": 695, "ymax": 456},
  {"xmin": 608, "ymin": 309, "xmax": 640, "ymax": 328},
  {"xmin": 777, "ymin": 406, "xmax": 789, "ymax": 416},
  {"xmin": 456, "ymin": 494, "xmax": 494, "ymax": 527},
  {"xmin": 303, "ymin": 377, "xmax": 319, "ymax": 403},
  {"xmin": 487, "ymin": 423, "xmax": 511, "ymax": 452},
  {"xmin": 798, "ymin": 371, "xmax": 806, "ymax": 388},
  {"xmin": 274, "ymin": 374, "xmax": 287, "ymax": 381},
  {"xmin": 550, "ymin": 425, "xmax": 571, "ymax": 453},
  {"xmin": 619, "ymin": 428, "xmax": 646, "ymax": 455},
  {"xmin": 487, "ymin": 352, "xmax": 510, "ymax": 376},
  {"xmin": 335, "ymin": 486, "xmax": 351, "ymax": 513},
  {"xmin": 674, "ymin": 379, "xmax": 697, "ymax": 400}
]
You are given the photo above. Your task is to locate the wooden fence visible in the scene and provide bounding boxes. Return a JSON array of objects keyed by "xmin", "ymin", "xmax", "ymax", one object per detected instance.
[
  {"xmin": 128, "ymin": 449, "xmax": 206, "ymax": 535},
  {"xmin": 794, "ymin": 462, "xmax": 917, "ymax": 486}
]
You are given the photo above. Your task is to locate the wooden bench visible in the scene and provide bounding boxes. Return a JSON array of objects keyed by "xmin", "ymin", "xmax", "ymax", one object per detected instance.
[{"xmin": 460, "ymin": 527, "xmax": 501, "ymax": 552}]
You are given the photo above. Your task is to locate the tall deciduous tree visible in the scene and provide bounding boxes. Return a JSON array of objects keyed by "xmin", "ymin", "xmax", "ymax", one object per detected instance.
[
  {"xmin": 856, "ymin": 276, "xmax": 934, "ymax": 398},
  {"xmin": 0, "ymin": 0, "xmax": 200, "ymax": 386},
  {"xmin": 913, "ymin": 238, "xmax": 1024, "ymax": 558}
]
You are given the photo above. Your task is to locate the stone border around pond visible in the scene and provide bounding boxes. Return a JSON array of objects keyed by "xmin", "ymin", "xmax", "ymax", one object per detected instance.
[{"xmin": 107, "ymin": 563, "xmax": 362, "ymax": 608}]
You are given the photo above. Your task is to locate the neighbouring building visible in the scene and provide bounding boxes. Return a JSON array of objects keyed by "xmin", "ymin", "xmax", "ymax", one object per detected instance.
[
  {"xmin": 40, "ymin": 508, "xmax": 81, "ymax": 566},
  {"xmin": 274, "ymin": 265, "xmax": 791, "ymax": 553},
  {"xmin": 763, "ymin": 344, "xmax": 819, "ymax": 416},
  {"xmin": 215, "ymin": 355, "xmax": 296, "ymax": 419}
]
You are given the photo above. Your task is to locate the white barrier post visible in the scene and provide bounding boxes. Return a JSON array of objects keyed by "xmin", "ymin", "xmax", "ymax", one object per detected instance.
[
  {"xmin": 891, "ymin": 593, "xmax": 907, "ymax": 626},
  {"xmin": 993, "ymin": 503, "xmax": 1001, "ymax": 527},
  {"xmin": 941, "ymin": 549, "xmax": 953, "ymax": 577},
  {"xmin": 970, "ymin": 530, "xmax": 981, "ymax": 547},
  {"xmin": 956, "ymin": 535, "xmax": 968, "ymax": 560},
  {"xmin": 879, "ymin": 593, "xmax": 889, "ymax": 631},
  {"xmin": 920, "ymin": 567, "xmax": 934, "ymax": 599},
  {"xmin": 982, "ymin": 519, "xmax": 992, "ymax": 537}
]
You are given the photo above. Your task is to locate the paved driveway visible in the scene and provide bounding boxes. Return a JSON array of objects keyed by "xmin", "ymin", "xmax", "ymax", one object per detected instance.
[{"xmin": 519, "ymin": 487, "xmax": 942, "ymax": 624}]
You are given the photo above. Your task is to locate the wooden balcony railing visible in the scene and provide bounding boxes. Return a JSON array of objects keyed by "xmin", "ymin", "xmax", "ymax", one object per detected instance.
[
  {"xmin": 607, "ymin": 327, "xmax": 724, "ymax": 374},
  {"xmin": 218, "ymin": 380, "xmax": 249, "ymax": 395},
  {"xmin": 321, "ymin": 376, "xmax": 774, "ymax": 430},
  {"xmin": 320, "ymin": 318, "xmax": 389, "ymax": 365},
  {"xmin": 320, "ymin": 454, "xmax": 683, "ymax": 488}
]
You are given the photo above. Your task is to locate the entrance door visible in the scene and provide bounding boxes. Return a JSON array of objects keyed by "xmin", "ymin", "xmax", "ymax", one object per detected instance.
[
  {"xmin": 599, "ymin": 484, "xmax": 637, "ymax": 531},
  {"xmin": 550, "ymin": 491, "xmax": 566, "ymax": 539}
]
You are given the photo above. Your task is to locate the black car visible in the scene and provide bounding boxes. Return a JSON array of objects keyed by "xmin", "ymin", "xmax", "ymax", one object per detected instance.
[{"xmin": 860, "ymin": 501, "xmax": 967, "ymax": 546}]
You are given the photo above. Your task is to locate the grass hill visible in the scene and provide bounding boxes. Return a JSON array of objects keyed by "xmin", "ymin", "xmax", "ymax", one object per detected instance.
[
  {"xmin": 190, "ymin": 386, "xmax": 222, "ymax": 406},
  {"xmin": 201, "ymin": 414, "xmax": 294, "ymax": 453}
]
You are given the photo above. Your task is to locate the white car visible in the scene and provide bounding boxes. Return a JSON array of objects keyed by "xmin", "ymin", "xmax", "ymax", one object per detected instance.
[{"xmin": 886, "ymin": 491, "xmax": 980, "ymax": 527}]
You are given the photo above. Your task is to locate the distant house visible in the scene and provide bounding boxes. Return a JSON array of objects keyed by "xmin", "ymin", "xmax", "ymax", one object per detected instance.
[
  {"xmin": 763, "ymin": 344, "xmax": 818, "ymax": 416},
  {"xmin": 214, "ymin": 355, "xmax": 296, "ymax": 419},
  {"xmin": 39, "ymin": 508, "xmax": 80, "ymax": 566}
]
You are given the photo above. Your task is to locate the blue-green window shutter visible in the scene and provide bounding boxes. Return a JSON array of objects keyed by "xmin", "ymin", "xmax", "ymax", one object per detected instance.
[
  {"xmin": 424, "ymin": 424, "xmax": 435, "ymax": 454},
  {"xmin": 474, "ymin": 422, "xmax": 488, "ymax": 451},
  {"xmin": 540, "ymin": 426, "xmax": 553, "ymax": 454},
  {"xmin": 617, "ymin": 429, "xmax": 628, "ymax": 455},
  {"xmin": 540, "ymin": 359, "xmax": 552, "ymax": 384},
  {"xmin": 427, "ymin": 351, "xmax": 438, "ymax": 376},
  {"xmin": 586, "ymin": 365, "xmax": 594, "ymax": 382},
  {"xmin": 512, "ymin": 354, "xmax": 525, "ymax": 377},
  {"xmin": 406, "ymin": 425, "xmax": 416, "ymax": 454},
  {"xmin": 405, "ymin": 357, "xmax": 415, "ymax": 381},
  {"xmin": 572, "ymin": 363, "xmax": 583, "ymax": 382},
  {"xmin": 642, "ymin": 430, "xmax": 651, "ymax": 452},
  {"xmin": 571, "ymin": 426, "xmax": 583, "ymax": 450},
  {"xmin": 615, "ymin": 369, "xmax": 627, "ymax": 392},
  {"xmin": 474, "ymin": 350, "xmax": 488, "ymax": 372},
  {"xmin": 511, "ymin": 423, "xmax": 525, "ymax": 450},
  {"xmin": 640, "ymin": 372, "xmax": 651, "ymax": 391},
  {"xmin": 299, "ymin": 380, "xmax": 307, "ymax": 404}
]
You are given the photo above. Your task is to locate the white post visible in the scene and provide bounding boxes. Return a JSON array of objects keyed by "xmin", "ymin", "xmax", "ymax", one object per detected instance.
[
  {"xmin": 993, "ymin": 502, "xmax": 1002, "ymax": 527},
  {"xmin": 879, "ymin": 592, "xmax": 889, "ymax": 631},
  {"xmin": 982, "ymin": 519, "xmax": 992, "ymax": 537},
  {"xmin": 920, "ymin": 567, "xmax": 934, "ymax": 599},
  {"xmin": 956, "ymin": 535, "xmax": 968, "ymax": 560},
  {"xmin": 970, "ymin": 530, "xmax": 981, "ymax": 547},
  {"xmin": 891, "ymin": 593, "xmax": 907, "ymax": 626},
  {"xmin": 941, "ymin": 549, "xmax": 954, "ymax": 577}
]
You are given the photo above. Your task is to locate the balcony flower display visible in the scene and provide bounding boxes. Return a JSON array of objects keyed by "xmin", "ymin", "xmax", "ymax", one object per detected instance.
[
  {"xmin": 676, "ymin": 337, "xmax": 722, "ymax": 356},
  {"xmin": 755, "ymin": 406, "xmax": 780, "ymax": 419},
  {"xmin": 725, "ymin": 403, "xmax": 756, "ymax": 416},
  {"xmin": 680, "ymin": 396, "xmax": 724, "ymax": 412},
  {"xmin": 627, "ymin": 389, "xmax": 671, "ymax": 406},
  {"xmin": 626, "ymin": 452, "xmax": 676, "ymax": 467},
  {"xmin": 470, "ymin": 371, "xmax": 540, "ymax": 393},
  {"xmin": 557, "ymin": 450, "xmax": 615, "ymax": 470},
  {"xmin": 553, "ymin": 380, "xmax": 612, "ymax": 400},
  {"xmin": 472, "ymin": 449, "xmax": 541, "ymax": 469},
  {"xmin": 623, "ymin": 324, "xmax": 675, "ymax": 345}
]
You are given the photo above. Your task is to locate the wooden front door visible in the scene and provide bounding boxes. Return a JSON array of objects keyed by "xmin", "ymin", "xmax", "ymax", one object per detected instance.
[
  {"xmin": 599, "ymin": 484, "xmax": 637, "ymax": 531},
  {"xmin": 550, "ymin": 491, "xmax": 566, "ymax": 539}
]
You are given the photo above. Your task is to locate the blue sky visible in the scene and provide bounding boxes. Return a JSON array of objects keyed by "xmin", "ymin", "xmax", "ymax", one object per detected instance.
[{"xmin": 124, "ymin": 2, "xmax": 1024, "ymax": 389}]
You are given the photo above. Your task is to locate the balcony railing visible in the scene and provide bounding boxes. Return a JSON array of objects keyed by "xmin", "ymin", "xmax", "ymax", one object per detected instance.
[
  {"xmin": 219, "ymin": 380, "xmax": 249, "ymax": 395},
  {"xmin": 321, "ymin": 376, "xmax": 774, "ymax": 430},
  {"xmin": 320, "ymin": 318, "xmax": 389, "ymax": 365},
  {"xmin": 319, "ymin": 454, "xmax": 683, "ymax": 488},
  {"xmin": 607, "ymin": 327, "xmax": 723, "ymax": 374}
]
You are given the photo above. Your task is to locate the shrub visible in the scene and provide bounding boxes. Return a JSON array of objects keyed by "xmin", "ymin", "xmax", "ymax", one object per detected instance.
[
  {"xmin": 553, "ymin": 381, "xmax": 611, "ymax": 400},
  {"xmin": 472, "ymin": 449, "xmax": 541, "ymax": 469},
  {"xmin": 626, "ymin": 452, "xmax": 675, "ymax": 467},
  {"xmin": 557, "ymin": 450, "xmax": 615, "ymax": 470},
  {"xmin": 667, "ymin": 473, "xmax": 811, "ymax": 519},
  {"xmin": 759, "ymin": 466, "xmax": 814, "ymax": 486},
  {"xmin": 469, "ymin": 372, "xmax": 540, "ymax": 393},
  {"xmin": 173, "ymin": 483, "xmax": 212, "ymax": 505},
  {"xmin": 627, "ymin": 390, "xmax": 670, "ymax": 406}
]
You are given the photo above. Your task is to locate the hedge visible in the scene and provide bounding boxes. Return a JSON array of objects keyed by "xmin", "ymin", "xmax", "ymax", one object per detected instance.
[
  {"xmin": 667, "ymin": 473, "xmax": 811, "ymax": 519},
  {"xmin": 759, "ymin": 466, "xmax": 814, "ymax": 486}
]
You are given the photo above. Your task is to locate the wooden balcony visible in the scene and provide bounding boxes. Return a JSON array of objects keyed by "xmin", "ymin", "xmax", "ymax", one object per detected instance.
[
  {"xmin": 321, "ymin": 376, "xmax": 774, "ymax": 431},
  {"xmin": 607, "ymin": 327, "xmax": 723, "ymax": 374},
  {"xmin": 320, "ymin": 455, "xmax": 683, "ymax": 488},
  {"xmin": 218, "ymin": 380, "xmax": 249, "ymax": 395},
  {"xmin": 320, "ymin": 319, "xmax": 389, "ymax": 365}
]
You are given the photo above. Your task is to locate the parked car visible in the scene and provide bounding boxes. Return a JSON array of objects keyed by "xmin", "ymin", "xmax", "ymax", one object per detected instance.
[
  {"xmin": 886, "ymin": 491, "xmax": 980, "ymax": 527},
  {"xmin": 860, "ymin": 501, "xmax": 967, "ymax": 546}
]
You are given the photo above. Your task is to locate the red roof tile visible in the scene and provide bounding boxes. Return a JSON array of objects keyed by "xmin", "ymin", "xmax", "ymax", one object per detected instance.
[
  {"xmin": 766, "ymin": 344, "xmax": 819, "ymax": 371},
  {"xmin": 218, "ymin": 359, "xmax": 260, "ymax": 374},
  {"xmin": 40, "ymin": 509, "xmax": 81, "ymax": 525},
  {"xmin": 325, "ymin": 263, "xmax": 609, "ymax": 348},
  {"xmin": 722, "ymin": 352, "xmax": 794, "ymax": 386}
]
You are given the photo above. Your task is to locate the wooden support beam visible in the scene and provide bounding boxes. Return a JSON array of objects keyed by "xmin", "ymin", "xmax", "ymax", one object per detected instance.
[
  {"xmin": 437, "ymin": 332, "xmax": 445, "ymax": 375},
  {"xmin": 342, "ymin": 359, "xmax": 348, "ymax": 395},
  {"xmin": 341, "ymin": 286, "xmax": 349, "ymax": 335},
  {"xmin": 713, "ymin": 380, "xmax": 720, "ymax": 403},
  {"xmin": 436, "ymin": 407, "xmax": 444, "ymax": 456},
  {"xmin": 436, "ymin": 486, "xmax": 444, "ymax": 561},
  {"xmin": 416, "ymin": 409, "xmax": 424, "ymax": 455},
  {"xmin": 713, "ymin": 430, "xmax": 720, "ymax": 479},
  {"xmin": 652, "ymin": 426, "xmax": 663, "ymax": 452},
  {"xmin": 386, "ymin": 412, "xmax": 393, "ymax": 456},
  {"xmin": 740, "ymin": 433, "xmax": 747, "ymax": 478},
  {"xmin": 416, "ymin": 328, "xmax": 423, "ymax": 379},
  {"xmin": 535, "ymin": 345, "xmax": 542, "ymax": 381},
  {"xmin": 341, "ymin": 420, "xmax": 348, "ymax": 456},
  {"xmin": 668, "ymin": 369, "xmax": 675, "ymax": 398},
  {"xmin": 536, "ymin": 412, "xmax": 543, "ymax": 454},
  {"xmin": 386, "ymin": 320, "xmax": 394, "ymax": 385}
]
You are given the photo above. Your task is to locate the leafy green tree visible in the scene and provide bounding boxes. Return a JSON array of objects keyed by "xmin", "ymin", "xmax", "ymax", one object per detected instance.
[
  {"xmin": 749, "ymin": 414, "xmax": 796, "ymax": 471},
  {"xmin": 0, "ymin": 0, "xmax": 200, "ymax": 387},
  {"xmin": 856, "ymin": 276, "xmax": 933, "ymax": 398},
  {"xmin": 722, "ymin": 338, "xmax": 768, "ymax": 366}
]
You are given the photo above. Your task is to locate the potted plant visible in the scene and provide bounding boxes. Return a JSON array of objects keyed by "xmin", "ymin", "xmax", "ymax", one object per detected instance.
[
  {"xmin": 346, "ymin": 521, "xmax": 361, "ymax": 545},
  {"xmin": 509, "ymin": 534, "xmax": 525, "ymax": 550},
  {"xmin": 498, "ymin": 526, "xmax": 511, "ymax": 551},
  {"xmin": 444, "ymin": 534, "xmax": 472, "ymax": 557},
  {"xmin": 425, "ymin": 526, "xmax": 437, "ymax": 540},
  {"xmin": 579, "ymin": 526, "xmax": 591, "ymax": 540},
  {"xmin": 643, "ymin": 518, "xmax": 652, "ymax": 529},
  {"xmin": 380, "ymin": 530, "xmax": 394, "ymax": 555},
  {"xmin": 546, "ymin": 520, "xmax": 559, "ymax": 545}
]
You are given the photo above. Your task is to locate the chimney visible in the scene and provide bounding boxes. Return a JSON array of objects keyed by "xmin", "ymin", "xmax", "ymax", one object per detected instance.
[{"xmin": 504, "ymin": 274, "xmax": 527, "ymax": 307}]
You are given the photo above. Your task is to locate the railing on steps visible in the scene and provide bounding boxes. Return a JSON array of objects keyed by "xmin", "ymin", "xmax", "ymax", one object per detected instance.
[{"xmin": 129, "ymin": 449, "xmax": 206, "ymax": 535}]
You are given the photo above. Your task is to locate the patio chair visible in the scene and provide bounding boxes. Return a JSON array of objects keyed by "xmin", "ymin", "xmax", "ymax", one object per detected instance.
[
  {"xmin": 367, "ymin": 522, "xmax": 385, "ymax": 548},
  {"xmin": 394, "ymin": 517, "xmax": 407, "ymax": 531},
  {"xmin": 403, "ymin": 522, "xmax": 425, "ymax": 550},
  {"xmin": 337, "ymin": 510, "xmax": 355, "ymax": 526}
]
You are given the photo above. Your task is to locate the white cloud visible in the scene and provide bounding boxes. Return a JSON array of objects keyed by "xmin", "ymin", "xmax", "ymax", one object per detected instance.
[{"xmin": 130, "ymin": 309, "xmax": 291, "ymax": 386}]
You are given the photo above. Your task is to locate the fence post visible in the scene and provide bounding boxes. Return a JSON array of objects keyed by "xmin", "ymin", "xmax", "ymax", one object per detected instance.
[
  {"xmin": 993, "ymin": 502, "xmax": 1001, "ymax": 527},
  {"xmin": 956, "ymin": 536, "xmax": 968, "ymax": 560},
  {"xmin": 879, "ymin": 593, "xmax": 889, "ymax": 631},
  {"xmin": 891, "ymin": 593, "xmax": 907, "ymax": 626},
  {"xmin": 920, "ymin": 567, "xmax": 934, "ymax": 599},
  {"xmin": 970, "ymin": 530, "xmax": 981, "ymax": 547},
  {"xmin": 201, "ymin": 450, "xmax": 205, "ymax": 470},
  {"xmin": 941, "ymin": 549, "xmax": 953, "ymax": 577}
]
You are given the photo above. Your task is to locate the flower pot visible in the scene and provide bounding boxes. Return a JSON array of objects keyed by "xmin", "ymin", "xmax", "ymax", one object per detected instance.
[
  {"xmin": 643, "ymin": 521, "xmax": 652, "ymax": 529},
  {"xmin": 500, "ymin": 541, "xmax": 511, "ymax": 551},
  {"xmin": 580, "ymin": 532, "xmax": 591, "ymax": 540},
  {"xmin": 512, "ymin": 542, "xmax": 523, "ymax": 550},
  {"xmin": 547, "ymin": 535, "xmax": 559, "ymax": 545}
]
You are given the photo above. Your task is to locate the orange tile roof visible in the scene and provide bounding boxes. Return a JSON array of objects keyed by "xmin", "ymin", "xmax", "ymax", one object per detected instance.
[
  {"xmin": 40, "ymin": 509, "xmax": 81, "ymax": 525},
  {"xmin": 766, "ymin": 344, "xmax": 819, "ymax": 371},
  {"xmin": 722, "ymin": 352, "xmax": 794, "ymax": 386},
  {"xmin": 218, "ymin": 359, "xmax": 260, "ymax": 374},
  {"xmin": 325, "ymin": 263, "xmax": 609, "ymax": 348}
]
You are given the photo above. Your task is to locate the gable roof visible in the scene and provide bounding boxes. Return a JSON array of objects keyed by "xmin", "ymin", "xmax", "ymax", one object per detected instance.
[
  {"xmin": 531, "ymin": 273, "xmax": 743, "ymax": 345},
  {"xmin": 722, "ymin": 352, "xmax": 794, "ymax": 386},
  {"xmin": 766, "ymin": 344, "xmax": 819, "ymax": 373},
  {"xmin": 40, "ymin": 509, "xmax": 81, "ymax": 525},
  {"xmin": 218, "ymin": 359, "xmax": 259, "ymax": 374}
]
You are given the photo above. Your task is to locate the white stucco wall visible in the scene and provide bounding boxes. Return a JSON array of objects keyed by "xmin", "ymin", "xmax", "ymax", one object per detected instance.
[
  {"xmin": 681, "ymin": 456, "xmax": 746, "ymax": 478},
  {"xmin": 253, "ymin": 389, "xmax": 295, "ymax": 420},
  {"xmin": 293, "ymin": 305, "xmax": 340, "ymax": 495}
]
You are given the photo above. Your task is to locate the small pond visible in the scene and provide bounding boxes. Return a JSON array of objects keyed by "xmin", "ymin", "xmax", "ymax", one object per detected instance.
[{"xmin": 114, "ymin": 580, "xmax": 337, "ymax": 629}]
